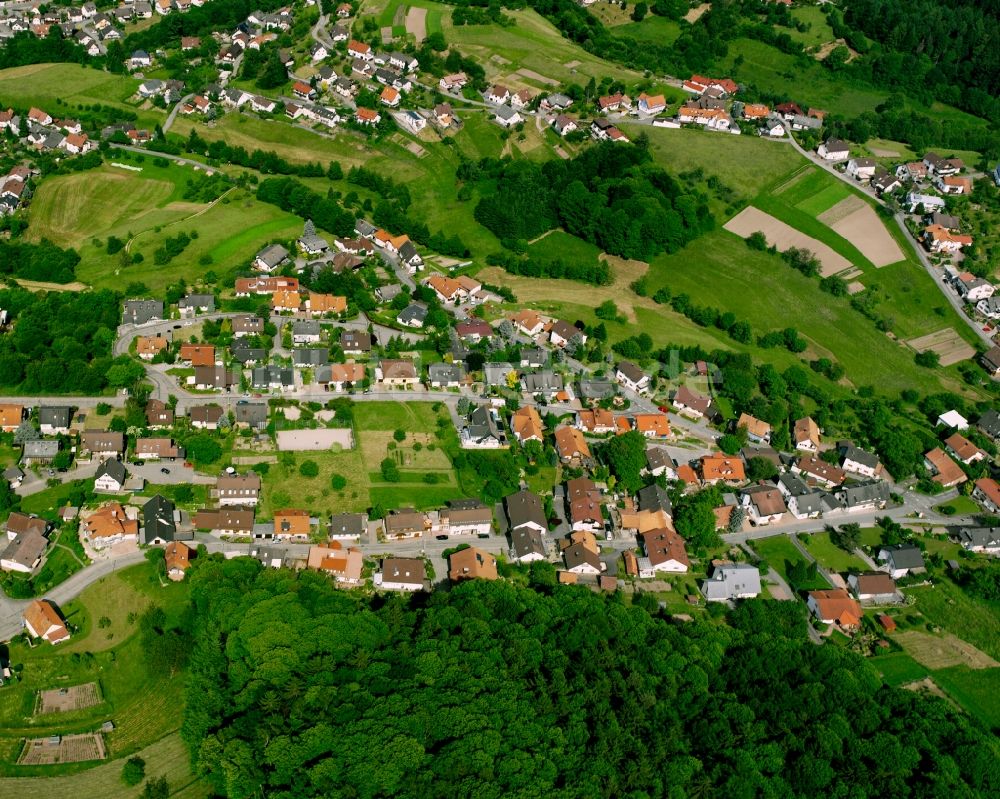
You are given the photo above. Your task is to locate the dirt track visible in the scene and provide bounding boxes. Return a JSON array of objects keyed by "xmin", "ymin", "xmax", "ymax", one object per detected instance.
[{"xmin": 724, "ymin": 206, "xmax": 851, "ymax": 276}]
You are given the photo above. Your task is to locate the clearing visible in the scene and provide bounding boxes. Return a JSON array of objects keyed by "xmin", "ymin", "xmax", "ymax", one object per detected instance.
[
  {"xmin": 907, "ymin": 329, "xmax": 976, "ymax": 367},
  {"xmin": 895, "ymin": 631, "xmax": 1000, "ymax": 670},
  {"xmin": 36, "ymin": 684, "xmax": 102, "ymax": 716},
  {"xmin": 724, "ymin": 206, "xmax": 851, "ymax": 276},
  {"xmin": 817, "ymin": 196, "xmax": 903, "ymax": 267},
  {"xmin": 684, "ymin": 3, "xmax": 711, "ymax": 23},
  {"xmin": 275, "ymin": 429, "xmax": 354, "ymax": 451}
]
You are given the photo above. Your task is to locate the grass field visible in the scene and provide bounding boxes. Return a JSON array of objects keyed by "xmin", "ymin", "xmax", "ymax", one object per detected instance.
[
  {"xmin": 0, "ymin": 732, "xmax": 208, "ymax": 799},
  {"xmin": 0, "ymin": 564, "xmax": 190, "ymax": 775},
  {"xmin": 932, "ymin": 665, "xmax": 1000, "ymax": 729},
  {"xmin": 869, "ymin": 651, "xmax": 930, "ymax": 687},
  {"xmin": 799, "ymin": 532, "xmax": 868, "ymax": 573},
  {"xmin": 611, "ymin": 16, "xmax": 682, "ymax": 44},
  {"xmin": 443, "ymin": 8, "xmax": 643, "ymax": 85},
  {"xmin": 752, "ymin": 535, "xmax": 828, "ymax": 590},
  {"xmin": 787, "ymin": 6, "xmax": 836, "ymax": 48},
  {"xmin": 905, "ymin": 579, "xmax": 1000, "ymax": 661},
  {"xmin": 934, "ymin": 496, "xmax": 980, "ymax": 516},
  {"xmin": 0, "ymin": 64, "xmax": 162, "ymax": 129}
]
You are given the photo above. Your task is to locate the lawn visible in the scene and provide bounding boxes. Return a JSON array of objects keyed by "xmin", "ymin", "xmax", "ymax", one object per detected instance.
[
  {"xmin": 0, "ymin": 731, "xmax": 209, "ymax": 799},
  {"xmin": 774, "ymin": 168, "xmax": 851, "ymax": 216},
  {"xmin": 31, "ymin": 526, "xmax": 89, "ymax": 597},
  {"xmin": 933, "ymin": 495, "xmax": 980, "ymax": 516},
  {"xmin": 787, "ymin": 6, "xmax": 836, "ymax": 49},
  {"xmin": 442, "ymin": 8, "xmax": 643, "ymax": 85},
  {"xmin": 0, "ymin": 63, "xmax": 163, "ymax": 128},
  {"xmin": 353, "ymin": 401, "xmax": 446, "ymax": 433},
  {"xmin": 799, "ymin": 531, "xmax": 868, "ymax": 573},
  {"xmin": 260, "ymin": 448, "xmax": 371, "ymax": 518},
  {"xmin": 612, "ymin": 16, "xmax": 682, "ymax": 44},
  {"xmin": 525, "ymin": 229, "xmax": 602, "ymax": 261},
  {"xmin": 932, "ymin": 665, "xmax": 1000, "ymax": 730},
  {"xmin": 752, "ymin": 535, "xmax": 828, "ymax": 590},
  {"xmin": 0, "ymin": 564, "xmax": 190, "ymax": 774},
  {"xmin": 19, "ymin": 480, "xmax": 91, "ymax": 519},
  {"xmin": 905, "ymin": 579, "xmax": 1000, "ymax": 661},
  {"xmin": 868, "ymin": 651, "xmax": 929, "ymax": 686}
]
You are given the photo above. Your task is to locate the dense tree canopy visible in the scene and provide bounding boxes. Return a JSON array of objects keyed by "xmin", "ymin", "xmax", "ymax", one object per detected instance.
[
  {"xmin": 472, "ymin": 142, "xmax": 714, "ymax": 260},
  {"xmin": 182, "ymin": 559, "xmax": 999, "ymax": 799}
]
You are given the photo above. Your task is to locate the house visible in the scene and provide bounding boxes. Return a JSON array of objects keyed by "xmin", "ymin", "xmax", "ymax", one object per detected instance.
[
  {"xmin": 355, "ymin": 107, "xmax": 381, "ymax": 125},
  {"xmin": 846, "ymin": 157, "xmax": 878, "ymax": 181},
  {"xmin": 972, "ymin": 478, "xmax": 1000, "ymax": 514},
  {"xmin": 375, "ymin": 557, "xmax": 426, "ymax": 591},
  {"xmin": 645, "ymin": 448, "xmax": 676, "ymax": 479},
  {"xmin": 672, "ymin": 386, "xmax": 715, "ymax": 420},
  {"xmin": 439, "ymin": 73, "xmax": 467, "ymax": 92},
  {"xmin": 82, "ymin": 431, "xmax": 125, "ymax": 460},
  {"xmin": 297, "ymin": 222, "xmax": 329, "ymax": 255},
  {"xmin": 493, "ymin": 105, "xmax": 522, "ymax": 128},
  {"xmin": 955, "ymin": 526, "xmax": 1000, "ymax": 555},
  {"xmin": 760, "ymin": 115, "xmax": 785, "ymax": 138},
  {"xmin": 837, "ymin": 481, "xmax": 890, "ymax": 512},
  {"xmin": 1, "ymin": 527, "xmax": 47, "ymax": 573},
  {"xmin": 807, "ymin": 589, "xmax": 862, "ymax": 630},
  {"xmin": 318, "ymin": 363, "xmax": 366, "ymax": 391},
  {"xmin": 700, "ymin": 454, "xmax": 746, "ymax": 485},
  {"xmin": 232, "ymin": 315, "xmax": 265, "ymax": 337},
  {"xmin": 94, "ymin": 459, "xmax": 127, "ymax": 493},
  {"xmin": 347, "ymin": 40, "xmax": 372, "ymax": 60},
  {"xmin": 793, "ymin": 417, "xmax": 821, "ymax": 452},
  {"xmin": 509, "ymin": 309, "xmax": 545, "ymax": 337},
  {"xmin": 542, "ymin": 93, "xmax": 573, "ymax": 111},
  {"xmin": 937, "ymin": 409, "xmax": 969, "ymax": 430},
  {"xmin": 272, "ymin": 290, "xmax": 303, "ymax": 313},
  {"xmin": 122, "ymin": 299, "xmax": 163, "ymax": 325},
  {"xmin": 129, "ymin": 49, "xmax": 152, "ymax": 68},
  {"xmin": 291, "ymin": 319, "xmax": 321, "ymax": 344},
  {"xmin": 252, "ymin": 365, "xmax": 295, "ymax": 391},
  {"xmin": 817, "ymin": 138, "xmax": 849, "ymax": 160},
  {"xmin": 164, "ymin": 541, "xmax": 193, "ymax": 581},
  {"xmin": 179, "ymin": 293, "xmax": 215, "ymax": 316},
  {"xmin": 179, "ymin": 344, "xmax": 216, "ymax": 368},
  {"xmin": 427, "ymin": 362, "xmax": 465, "ymax": 388},
  {"xmin": 555, "ymin": 426, "xmax": 591, "ymax": 467},
  {"xmin": 340, "ymin": 330, "xmax": 372, "ymax": 355},
  {"xmin": 981, "ymin": 345, "xmax": 1000, "ymax": 378},
  {"xmin": 576, "ymin": 408, "xmax": 615, "ymax": 434},
  {"xmin": 384, "ymin": 511, "xmax": 428, "ymax": 540},
  {"xmin": 701, "ymin": 563, "xmax": 762, "ymax": 602},
  {"xmin": 637, "ymin": 93, "xmax": 666, "ymax": 115},
  {"xmin": 549, "ymin": 320, "xmax": 585, "ymax": 349},
  {"xmin": 38, "ymin": 406, "xmax": 71, "ymax": 435},
  {"xmin": 329, "ymin": 512, "xmax": 367, "ymax": 542},
  {"xmin": 449, "ymin": 547, "xmax": 497, "ymax": 581},
  {"xmin": 192, "ymin": 507, "xmax": 254, "ymax": 535},
  {"xmin": 142, "ymin": 494, "xmax": 182, "ymax": 545},
  {"xmin": 456, "ymin": 320, "xmax": 492, "ymax": 343},
  {"xmin": 462, "ymin": 405, "xmax": 505, "ymax": 449},
  {"xmin": 511, "ymin": 406, "xmax": 544, "ymax": 443},
  {"xmin": 273, "ymin": 509, "xmax": 312, "ymax": 541},
  {"xmin": 871, "ymin": 170, "xmax": 903, "ymax": 195},
  {"xmin": 396, "ymin": 302, "xmax": 427, "ymax": 328},
  {"xmin": 307, "ymin": 542, "xmax": 364, "ymax": 584},
  {"xmin": 741, "ymin": 485, "xmax": 787, "ymax": 526},
  {"xmin": 306, "ymin": 293, "xmax": 347, "ymax": 316},
  {"xmin": 566, "ymin": 477, "xmax": 603, "ymax": 534},
  {"xmin": 897, "ymin": 162, "xmax": 929, "ymax": 181},
  {"xmin": 615, "ymin": 361, "xmax": 649, "ymax": 393},
  {"xmin": 628, "ymin": 414, "xmax": 671, "ymax": 439},
  {"xmin": 906, "ymin": 192, "xmax": 947, "ymax": 213},
  {"xmin": 976, "ymin": 296, "xmax": 1000, "ymax": 319},
  {"xmin": 0, "ymin": 404, "xmax": 24, "ymax": 433},
  {"xmin": 376, "ymin": 359, "xmax": 419, "ymax": 386},
  {"xmin": 510, "ymin": 88, "xmax": 534, "ymax": 109},
  {"xmin": 878, "ymin": 545, "xmax": 926, "ymax": 579},
  {"xmin": 217, "ymin": 472, "xmax": 261, "ymax": 506},
  {"xmin": 440, "ymin": 503, "xmax": 493, "ymax": 537},
  {"xmin": 551, "ymin": 115, "xmax": 577, "ymax": 137},
  {"xmin": 840, "ymin": 445, "xmax": 881, "ymax": 478},
  {"xmin": 977, "ymin": 409, "xmax": 1000, "ymax": 440},
  {"xmin": 136, "ymin": 437, "xmax": 184, "ymax": 460},
  {"xmin": 924, "ymin": 224, "xmax": 974, "ymax": 253},
  {"xmin": 83, "ymin": 503, "xmax": 139, "ymax": 549},
  {"xmin": 486, "ymin": 84, "xmax": 510, "ymax": 105},
  {"xmin": 792, "ymin": 455, "xmax": 846, "ymax": 487},
  {"xmin": 379, "ymin": 86, "xmax": 400, "ymax": 107},
  {"xmin": 923, "ymin": 448, "xmax": 966, "ymax": 488},
  {"xmin": 944, "ymin": 432, "xmax": 986, "ymax": 465},
  {"xmin": 640, "ymin": 528, "xmax": 689, "ymax": 573},
  {"xmin": 953, "ymin": 271, "xmax": 993, "ymax": 301},
  {"xmin": 194, "ymin": 366, "xmax": 239, "ymax": 392},
  {"xmin": 736, "ymin": 413, "xmax": 771, "ymax": 445},
  {"xmin": 522, "ymin": 370, "xmax": 563, "ymax": 398},
  {"xmin": 848, "ymin": 572, "xmax": 901, "ymax": 605},
  {"xmin": 434, "ymin": 103, "xmax": 455, "ymax": 128},
  {"xmin": 923, "ymin": 152, "xmax": 963, "ymax": 176},
  {"xmin": 506, "ymin": 489, "xmax": 547, "ymax": 539},
  {"xmin": 22, "ymin": 439, "xmax": 59, "ymax": 465},
  {"xmin": 23, "ymin": 600, "xmax": 70, "ymax": 644},
  {"xmin": 563, "ymin": 542, "xmax": 602, "ymax": 576}
]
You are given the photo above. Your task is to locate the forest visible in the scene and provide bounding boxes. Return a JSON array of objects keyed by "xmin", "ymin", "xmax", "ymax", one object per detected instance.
[
  {"xmin": 180, "ymin": 559, "xmax": 999, "ymax": 799},
  {"xmin": 0, "ymin": 239, "xmax": 80, "ymax": 283},
  {"xmin": 471, "ymin": 142, "xmax": 713, "ymax": 260},
  {"xmin": 0, "ymin": 288, "xmax": 142, "ymax": 393}
]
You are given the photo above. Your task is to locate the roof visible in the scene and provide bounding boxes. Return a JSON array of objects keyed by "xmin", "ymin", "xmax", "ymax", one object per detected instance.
[
  {"xmin": 142, "ymin": 494, "xmax": 177, "ymax": 543},
  {"xmin": 852, "ymin": 572, "xmax": 897, "ymax": 596},
  {"xmin": 164, "ymin": 541, "xmax": 192, "ymax": 573},
  {"xmin": 701, "ymin": 563, "xmax": 762, "ymax": 600},
  {"xmin": 701, "ymin": 454, "xmax": 746, "ymax": 482},
  {"xmin": 795, "ymin": 455, "xmax": 846, "ymax": 485},
  {"xmin": 511, "ymin": 406, "xmax": 543, "ymax": 442},
  {"xmin": 449, "ymin": 547, "xmax": 498, "ymax": 581},
  {"xmin": 841, "ymin": 446, "xmax": 880, "ymax": 470},
  {"xmin": 381, "ymin": 557, "xmax": 425, "ymax": 586},
  {"xmin": 945, "ymin": 432, "xmax": 983, "ymax": 462},
  {"xmin": 506, "ymin": 489, "xmax": 546, "ymax": 532},
  {"xmin": 379, "ymin": 359, "xmax": 418, "ymax": 380},
  {"xmin": 737, "ymin": 413, "xmax": 771, "ymax": 439},
  {"xmin": 793, "ymin": 417, "xmax": 820, "ymax": 447},
  {"xmin": 95, "ymin": 458, "xmax": 126, "ymax": 484},
  {"xmin": 974, "ymin": 478, "xmax": 1000, "ymax": 508},
  {"xmin": 564, "ymin": 542, "xmax": 602, "ymax": 572},
  {"xmin": 23, "ymin": 600, "xmax": 68, "ymax": 641},
  {"xmin": 956, "ymin": 526, "xmax": 1000, "ymax": 549},
  {"xmin": 880, "ymin": 544, "xmax": 924, "ymax": 570},
  {"xmin": 555, "ymin": 426, "xmax": 591, "ymax": 460},
  {"xmin": 839, "ymin": 481, "xmax": 890, "ymax": 508},
  {"xmin": 1, "ymin": 528, "xmax": 47, "ymax": 569},
  {"xmin": 744, "ymin": 486, "xmax": 787, "ymax": 516},
  {"xmin": 808, "ymin": 589, "xmax": 862, "ymax": 626},
  {"xmin": 640, "ymin": 528, "xmax": 689, "ymax": 568}
]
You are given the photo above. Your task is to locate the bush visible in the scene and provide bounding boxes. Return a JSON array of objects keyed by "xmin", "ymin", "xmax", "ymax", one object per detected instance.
[
  {"xmin": 393, "ymin": 429, "xmax": 406, "ymax": 442},
  {"xmin": 380, "ymin": 458, "xmax": 400, "ymax": 482},
  {"xmin": 299, "ymin": 460, "xmax": 319, "ymax": 478},
  {"xmin": 330, "ymin": 473, "xmax": 347, "ymax": 490},
  {"xmin": 121, "ymin": 756, "xmax": 146, "ymax": 786}
]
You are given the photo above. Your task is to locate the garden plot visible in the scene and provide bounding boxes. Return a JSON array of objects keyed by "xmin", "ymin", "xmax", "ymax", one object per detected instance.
[
  {"xmin": 724, "ymin": 206, "xmax": 851, "ymax": 276},
  {"xmin": 19, "ymin": 733, "xmax": 106, "ymax": 765},
  {"xmin": 37, "ymin": 683, "xmax": 102, "ymax": 715},
  {"xmin": 405, "ymin": 6, "xmax": 427, "ymax": 39},
  {"xmin": 907, "ymin": 328, "xmax": 976, "ymax": 366},
  {"xmin": 275, "ymin": 429, "xmax": 354, "ymax": 451},
  {"xmin": 817, "ymin": 196, "xmax": 904, "ymax": 267},
  {"xmin": 516, "ymin": 68, "xmax": 559, "ymax": 86},
  {"xmin": 896, "ymin": 631, "xmax": 1000, "ymax": 670}
]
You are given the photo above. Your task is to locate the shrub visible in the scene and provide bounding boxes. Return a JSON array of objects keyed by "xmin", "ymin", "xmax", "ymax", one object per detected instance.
[
  {"xmin": 121, "ymin": 756, "xmax": 146, "ymax": 786},
  {"xmin": 299, "ymin": 460, "xmax": 319, "ymax": 478}
]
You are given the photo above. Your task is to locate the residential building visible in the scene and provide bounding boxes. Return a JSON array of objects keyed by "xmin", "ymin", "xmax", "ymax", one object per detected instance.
[
  {"xmin": 193, "ymin": 508, "xmax": 255, "ymax": 535},
  {"xmin": 701, "ymin": 563, "xmax": 762, "ymax": 602},
  {"xmin": 38, "ymin": 406, "xmax": 72, "ymax": 435},
  {"xmin": 165, "ymin": 541, "xmax": 193, "ymax": 581},
  {"xmin": 737, "ymin": 413, "xmax": 771, "ymax": 444},
  {"xmin": 462, "ymin": 405, "xmax": 505, "ymax": 448},
  {"xmin": 807, "ymin": 589, "xmax": 862, "ymax": 630},
  {"xmin": 83, "ymin": 502, "xmax": 139, "ymax": 549},
  {"xmin": 817, "ymin": 138, "xmax": 849, "ymax": 160},
  {"xmin": 955, "ymin": 526, "xmax": 1000, "ymax": 555},
  {"xmin": 792, "ymin": 455, "xmax": 846, "ymax": 488},
  {"xmin": 94, "ymin": 459, "xmax": 127, "ymax": 493},
  {"xmin": 449, "ymin": 547, "xmax": 498, "ymax": 581},
  {"xmin": 217, "ymin": 472, "xmax": 261, "ymax": 506},
  {"xmin": 615, "ymin": 361, "xmax": 649, "ymax": 393},
  {"xmin": 142, "ymin": 494, "xmax": 181, "ymax": 545},
  {"xmin": 577, "ymin": 408, "xmax": 615, "ymax": 434},
  {"xmin": 273, "ymin": 509, "xmax": 312, "ymax": 540},
  {"xmin": 510, "ymin": 406, "xmax": 544, "ymax": 443},
  {"xmin": 672, "ymin": 386, "xmax": 715, "ymax": 420},
  {"xmin": 384, "ymin": 509, "xmax": 428, "ymax": 540},
  {"xmin": 563, "ymin": 542, "xmax": 602, "ymax": 575},
  {"xmin": 0, "ymin": 404, "xmax": 24, "ymax": 432},
  {"xmin": 307, "ymin": 542, "xmax": 364, "ymax": 585},
  {"xmin": 329, "ymin": 513, "xmax": 367, "ymax": 542},
  {"xmin": 440, "ymin": 503, "xmax": 493, "ymax": 537},
  {"xmin": 944, "ymin": 432, "xmax": 986, "ymax": 465},
  {"xmin": 793, "ymin": 417, "xmax": 821, "ymax": 452},
  {"xmin": 877, "ymin": 545, "xmax": 926, "ymax": 579},
  {"xmin": 1, "ymin": 528, "xmax": 47, "ymax": 573},
  {"xmin": 741, "ymin": 485, "xmax": 787, "ymax": 526},
  {"xmin": 923, "ymin": 448, "xmax": 966, "ymax": 488},
  {"xmin": 848, "ymin": 572, "xmax": 900, "ymax": 605},
  {"xmin": 972, "ymin": 478, "xmax": 1000, "ymax": 514},
  {"xmin": 837, "ymin": 481, "xmax": 890, "ymax": 512},
  {"xmin": 375, "ymin": 557, "xmax": 426, "ymax": 591},
  {"xmin": 700, "ymin": 454, "xmax": 746, "ymax": 485},
  {"xmin": 122, "ymin": 299, "xmax": 163, "ymax": 325},
  {"xmin": 640, "ymin": 528, "xmax": 689, "ymax": 573},
  {"xmin": 81, "ymin": 431, "xmax": 125, "ymax": 459},
  {"xmin": 566, "ymin": 477, "xmax": 603, "ymax": 534},
  {"xmin": 840, "ymin": 445, "xmax": 881, "ymax": 478},
  {"xmin": 555, "ymin": 426, "xmax": 591, "ymax": 466},
  {"xmin": 190, "ymin": 405, "xmax": 225, "ymax": 430},
  {"xmin": 23, "ymin": 600, "xmax": 70, "ymax": 644}
]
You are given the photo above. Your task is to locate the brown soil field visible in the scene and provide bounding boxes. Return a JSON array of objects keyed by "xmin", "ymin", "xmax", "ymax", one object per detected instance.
[
  {"xmin": 818, "ymin": 196, "xmax": 904, "ymax": 267},
  {"xmin": 896, "ymin": 631, "xmax": 1000, "ymax": 670},
  {"xmin": 908, "ymin": 328, "xmax": 976, "ymax": 366},
  {"xmin": 724, "ymin": 206, "xmax": 851, "ymax": 276}
]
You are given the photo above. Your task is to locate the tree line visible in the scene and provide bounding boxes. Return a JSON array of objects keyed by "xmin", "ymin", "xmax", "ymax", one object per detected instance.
[{"xmin": 180, "ymin": 558, "xmax": 1000, "ymax": 798}]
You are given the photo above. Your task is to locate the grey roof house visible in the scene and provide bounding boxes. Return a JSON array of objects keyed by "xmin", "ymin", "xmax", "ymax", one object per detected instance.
[
  {"xmin": 122, "ymin": 299, "xmax": 164, "ymax": 325},
  {"xmin": 701, "ymin": 563, "xmax": 762, "ymax": 602}
]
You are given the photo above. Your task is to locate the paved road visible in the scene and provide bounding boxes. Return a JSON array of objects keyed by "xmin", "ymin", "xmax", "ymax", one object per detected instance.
[{"xmin": 162, "ymin": 93, "xmax": 193, "ymax": 134}]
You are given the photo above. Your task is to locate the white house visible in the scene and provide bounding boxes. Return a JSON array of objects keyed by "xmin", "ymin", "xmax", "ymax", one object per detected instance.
[
  {"xmin": 374, "ymin": 557, "xmax": 425, "ymax": 591},
  {"xmin": 615, "ymin": 361, "xmax": 649, "ymax": 393},
  {"xmin": 846, "ymin": 157, "xmax": 877, "ymax": 181},
  {"xmin": 817, "ymin": 138, "xmax": 849, "ymax": 160},
  {"xmin": 877, "ymin": 545, "xmax": 926, "ymax": 579},
  {"xmin": 701, "ymin": 563, "xmax": 762, "ymax": 602},
  {"xmin": 94, "ymin": 459, "xmax": 126, "ymax": 493}
]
